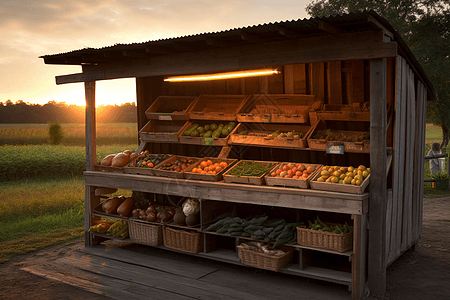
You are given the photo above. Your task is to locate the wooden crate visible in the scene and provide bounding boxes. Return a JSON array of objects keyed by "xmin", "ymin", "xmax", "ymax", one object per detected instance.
[
  {"xmin": 309, "ymin": 103, "xmax": 370, "ymax": 124},
  {"xmin": 187, "ymin": 94, "xmax": 247, "ymax": 121},
  {"xmin": 145, "ymin": 96, "xmax": 197, "ymax": 121},
  {"xmin": 228, "ymin": 123, "xmax": 313, "ymax": 149},
  {"xmin": 309, "ymin": 169, "xmax": 370, "ymax": 195},
  {"xmin": 184, "ymin": 157, "xmax": 237, "ymax": 182},
  {"xmin": 223, "ymin": 160, "xmax": 278, "ymax": 185},
  {"xmin": 264, "ymin": 163, "xmax": 323, "ymax": 189},
  {"xmin": 236, "ymin": 94, "xmax": 316, "ymax": 123},
  {"xmin": 123, "ymin": 154, "xmax": 172, "ymax": 176},
  {"xmin": 94, "ymin": 163, "xmax": 125, "ymax": 173},
  {"xmin": 139, "ymin": 119, "xmax": 185, "ymax": 143},
  {"xmin": 307, "ymin": 120, "xmax": 370, "ymax": 153},
  {"xmin": 152, "ymin": 155, "xmax": 201, "ymax": 179},
  {"xmin": 178, "ymin": 120, "xmax": 238, "ymax": 146}
]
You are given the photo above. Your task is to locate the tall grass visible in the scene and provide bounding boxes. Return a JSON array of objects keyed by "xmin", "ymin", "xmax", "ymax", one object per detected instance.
[
  {"xmin": 0, "ymin": 123, "xmax": 138, "ymax": 146},
  {"xmin": 0, "ymin": 144, "xmax": 138, "ymax": 181}
]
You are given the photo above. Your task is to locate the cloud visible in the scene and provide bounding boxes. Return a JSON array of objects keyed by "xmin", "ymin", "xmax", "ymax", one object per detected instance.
[{"xmin": 0, "ymin": 0, "xmax": 310, "ymax": 105}]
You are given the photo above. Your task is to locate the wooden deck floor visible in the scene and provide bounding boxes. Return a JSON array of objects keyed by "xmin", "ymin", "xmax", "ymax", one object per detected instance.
[{"xmin": 21, "ymin": 242, "xmax": 351, "ymax": 299}]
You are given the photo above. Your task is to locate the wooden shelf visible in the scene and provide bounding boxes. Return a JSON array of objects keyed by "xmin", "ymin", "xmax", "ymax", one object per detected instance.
[{"xmin": 84, "ymin": 171, "xmax": 368, "ymax": 215}]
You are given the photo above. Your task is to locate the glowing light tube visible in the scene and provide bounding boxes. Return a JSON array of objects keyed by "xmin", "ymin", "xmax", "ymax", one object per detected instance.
[{"xmin": 164, "ymin": 69, "xmax": 280, "ymax": 82}]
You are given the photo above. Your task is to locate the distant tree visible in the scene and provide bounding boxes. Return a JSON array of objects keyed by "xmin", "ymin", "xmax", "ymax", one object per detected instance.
[
  {"xmin": 48, "ymin": 120, "xmax": 64, "ymax": 145},
  {"xmin": 306, "ymin": 0, "xmax": 450, "ymax": 147}
]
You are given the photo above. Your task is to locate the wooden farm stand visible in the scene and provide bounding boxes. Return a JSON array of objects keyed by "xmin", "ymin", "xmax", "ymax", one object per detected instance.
[{"xmin": 41, "ymin": 11, "xmax": 436, "ymax": 300}]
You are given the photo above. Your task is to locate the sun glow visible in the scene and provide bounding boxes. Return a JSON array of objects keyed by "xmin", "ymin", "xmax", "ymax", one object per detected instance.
[{"xmin": 164, "ymin": 69, "xmax": 280, "ymax": 82}]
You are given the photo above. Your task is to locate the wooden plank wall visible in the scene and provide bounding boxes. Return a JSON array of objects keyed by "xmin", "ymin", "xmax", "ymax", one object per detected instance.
[
  {"xmin": 137, "ymin": 60, "xmax": 372, "ymax": 168},
  {"xmin": 385, "ymin": 56, "xmax": 426, "ymax": 266}
]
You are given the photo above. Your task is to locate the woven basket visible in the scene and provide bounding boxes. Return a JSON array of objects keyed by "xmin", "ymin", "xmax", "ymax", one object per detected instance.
[
  {"xmin": 296, "ymin": 225, "xmax": 353, "ymax": 252},
  {"xmin": 129, "ymin": 219, "xmax": 163, "ymax": 246},
  {"xmin": 236, "ymin": 245, "xmax": 294, "ymax": 272},
  {"xmin": 163, "ymin": 226, "xmax": 202, "ymax": 254}
]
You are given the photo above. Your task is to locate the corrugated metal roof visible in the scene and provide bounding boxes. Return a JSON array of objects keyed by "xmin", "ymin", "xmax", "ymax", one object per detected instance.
[
  {"xmin": 40, "ymin": 11, "xmax": 379, "ymax": 60},
  {"xmin": 39, "ymin": 10, "xmax": 435, "ymax": 99}
]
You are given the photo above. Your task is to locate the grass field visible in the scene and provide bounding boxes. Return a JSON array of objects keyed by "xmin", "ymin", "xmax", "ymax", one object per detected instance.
[
  {"xmin": 0, "ymin": 123, "xmax": 138, "ymax": 146},
  {"xmin": 0, "ymin": 123, "xmax": 448, "ymax": 263}
]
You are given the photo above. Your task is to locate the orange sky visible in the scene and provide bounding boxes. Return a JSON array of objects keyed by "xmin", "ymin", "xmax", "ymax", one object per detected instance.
[{"xmin": 0, "ymin": 1, "xmax": 310, "ymax": 107}]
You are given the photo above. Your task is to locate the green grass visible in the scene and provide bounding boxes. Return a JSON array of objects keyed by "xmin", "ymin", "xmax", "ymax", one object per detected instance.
[
  {"xmin": 0, "ymin": 176, "xmax": 131, "ymax": 263},
  {"xmin": 0, "ymin": 123, "xmax": 138, "ymax": 146},
  {"xmin": 0, "ymin": 144, "xmax": 138, "ymax": 181}
]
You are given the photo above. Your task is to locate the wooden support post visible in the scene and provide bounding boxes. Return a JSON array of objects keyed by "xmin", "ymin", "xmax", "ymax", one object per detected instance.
[
  {"xmin": 352, "ymin": 214, "xmax": 367, "ymax": 300},
  {"xmin": 84, "ymin": 81, "xmax": 97, "ymax": 247},
  {"xmin": 368, "ymin": 58, "xmax": 387, "ymax": 296}
]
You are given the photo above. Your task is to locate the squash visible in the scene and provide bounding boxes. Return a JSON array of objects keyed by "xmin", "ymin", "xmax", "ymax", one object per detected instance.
[
  {"xmin": 103, "ymin": 196, "xmax": 125, "ymax": 214},
  {"xmin": 117, "ymin": 197, "xmax": 136, "ymax": 217}
]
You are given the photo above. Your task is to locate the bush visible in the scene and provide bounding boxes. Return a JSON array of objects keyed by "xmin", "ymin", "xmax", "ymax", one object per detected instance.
[{"xmin": 48, "ymin": 121, "xmax": 64, "ymax": 145}]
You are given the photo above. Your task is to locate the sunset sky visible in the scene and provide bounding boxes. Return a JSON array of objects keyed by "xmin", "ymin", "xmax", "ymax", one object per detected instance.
[{"xmin": 1, "ymin": 0, "xmax": 311, "ymax": 107}]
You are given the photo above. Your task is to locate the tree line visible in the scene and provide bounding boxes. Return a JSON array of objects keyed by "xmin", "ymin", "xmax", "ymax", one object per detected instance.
[{"xmin": 0, "ymin": 100, "xmax": 137, "ymax": 123}]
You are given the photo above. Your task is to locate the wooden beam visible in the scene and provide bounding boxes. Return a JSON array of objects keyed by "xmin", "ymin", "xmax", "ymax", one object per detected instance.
[
  {"xmin": 145, "ymin": 46, "xmax": 173, "ymax": 55},
  {"xmin": 123, "ymin": 50, "xmax": 148, "ymax": 58},
  {"xmin": 84, "ymin": 81, "xmax": 96, "ymax": 171},
  {"xmin": 55, "ymin": 31, "xmax": 396, "ymax": 84},
  {"xmin": 206, "ymin": 38, "xmax": 232, "ymax": 48},
  {"xmin": 273, "ymin": 25, "xmax": 305, "ymax": 39},
  {"xmin": 318, "ymin": 21, "xmax": 346, "ymax": 35},
  {"xmin": 81, "ymin": 54, "xmax": 110, "ymax": 62},
  {"xmin": 240, "ymin": 30, "xmax": 265, "ymax": 43},
  {"xmin": 368, "ymin": 58, "xmax": 387, "ymax": 296}
]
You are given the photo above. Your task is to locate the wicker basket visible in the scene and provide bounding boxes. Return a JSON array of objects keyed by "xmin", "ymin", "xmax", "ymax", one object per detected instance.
[
  {"xmin": 163, "ymin": 226, "xmax": 202, "ymax": 254},
  {"xmin": 296, "ymin": 226, "xmax": 353, "ymax": 252},
  {"xmin": 236, "ymin": 245, "xmax": 294, "ymax": 272},
  {"xmin": 128, "ymin": 219, "xmax": 163, "ymax": 246}
]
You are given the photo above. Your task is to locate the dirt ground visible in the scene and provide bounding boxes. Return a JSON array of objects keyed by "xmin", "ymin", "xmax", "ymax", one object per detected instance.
[{"xmin": 0, "ymin": 196, "xmax": 449, "ymax": 300}]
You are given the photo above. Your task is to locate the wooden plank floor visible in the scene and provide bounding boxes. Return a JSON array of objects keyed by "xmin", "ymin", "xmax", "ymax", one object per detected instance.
[{"xmin": 21, "ymin": 243, "xmax": 351, "ymax": 300}]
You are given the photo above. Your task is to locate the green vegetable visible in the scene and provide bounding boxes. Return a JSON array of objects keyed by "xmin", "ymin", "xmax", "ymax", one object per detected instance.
[
  {"xmin": 183, "ymin": 124, "xmax": 199, "ymax": 136},
  {"xmin": 190, "ymin": 130, "xmax": 200, "ymax": 137},
  {"xmin": 221, "ymin": 128, "xmax": 230, "ymax": 137},
  {"xmin": 210, "ymin": 123, "xmax": 218, "ymax": 131},
  {"xmin": 197, "ymin": 126, "xmax": 205, "ymax": 133},
  {"xmin": 227, "ymin": 161, "xmax": 275, "ymax": 177},
  {"xmin": 239, "ymin": 130, "xmax": 248, "ymax": 135},
  {"xmin": 204, "ymin": 130, "xmax": 213, "ymax": 137}
]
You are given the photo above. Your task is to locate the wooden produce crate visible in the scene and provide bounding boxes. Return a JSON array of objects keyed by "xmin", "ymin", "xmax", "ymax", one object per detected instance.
[
  {"xmin": 228, "ymin": 123, "xmax": 313, "ymax": 150},
  {"xmin": 163, "ymin": 226, "xmax": 203, "ymax": 254},
  {"xmin": 307, "ymin": 120, "xmax": 370, "ymax": 154},
  {"xmin": 265, "ymin": 163, "xmax": 322, "ymax": 189},
  {"xmin": 139, "ymin": 119, "xmax": 185, "ymax": 143},
  {"xmin": 128, "ymin": 219, "xmax": 163, "ymax": 246},
  {"xmin": 145, "ymin": 96, "xmax": 197, "ymax": 121},
  {"xmin": 187, "ymin": 94, "xmax": 247, "ymax": 121},
  {"xmin": 94, "ymin": 163, "xmax": 125, "ymax": 173},
  {"xmin": 223, "ymin": 160, "xmax": 278, "ymax": 185},
  {"xmin": 309, "ymin": 103, "xmax": 370, "ymax": 124},
  {"xmin": 237, "ymin": 244, "xmax": 294, "ymax": 272},
  {"xmin": 184, "ymin": 157, "xmax": 237, "ymax": 182},
  {"xmin": 236, "ymin": 94, "xmax": 315, "ymax": 123},
  {"xmin": 123, "ymin": 154, "xmax": 171, "ymax": 176},
  {"xmin": 152, "ymin": 155, "xmax": 201, "ymax": 179},
  {"xmin": 296, "ymin": 224, "xmax": 353, "ymax": 252},
  {"xmin": 178, "ymin": 120, "xmax": 238, "ymax": 146},
  {"xmin": 309, "ymin": 168, "xmax": 370, "ymax": 195}
]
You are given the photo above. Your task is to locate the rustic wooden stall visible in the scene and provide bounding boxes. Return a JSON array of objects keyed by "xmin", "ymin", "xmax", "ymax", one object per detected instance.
[{"xmin": 41, "ymin": 10, "xmax": 436, "ymax": 300}]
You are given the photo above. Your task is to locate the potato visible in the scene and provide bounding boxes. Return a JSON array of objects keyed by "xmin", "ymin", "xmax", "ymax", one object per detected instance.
[
  {"xmin": 123, "ymin": 150, "xmax": 132, "ymax": 156},
  {"xmin": 128, "ymin": 152, "xmax": 138, "ymax": 163}
]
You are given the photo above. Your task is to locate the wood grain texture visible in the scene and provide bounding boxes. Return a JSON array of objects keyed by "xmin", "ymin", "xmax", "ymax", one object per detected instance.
[{"xmin": 368, "ymin": 58, "xmax": 387, "ymax": 296}]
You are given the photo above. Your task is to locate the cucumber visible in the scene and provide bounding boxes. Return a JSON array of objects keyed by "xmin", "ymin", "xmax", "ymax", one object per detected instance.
[
  {"xmin": 210, "ymin": 123, "xmax": 218, "ymax": 131},
  {"xmin": 221, "ymin": 128, "xmax": 230, "ymax": 137},
  {"xmin": 203, "ymin": 130, "xmax": 213, "ymax": 138},
  {"xmin": 190, "ymin": 130, "xmax": 200, "ymax": 137},
  {"xmin": 183, "ymin": 124, "xmax": 199, "ymax": 136}
]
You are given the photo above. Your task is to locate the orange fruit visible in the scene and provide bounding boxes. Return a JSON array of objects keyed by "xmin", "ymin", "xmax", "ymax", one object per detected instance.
[
  {"xmin": 208, "ymin": 165, "xmax": 215, "ymax": 172},
  {"xmin": 215, "ymin": 166, "xmax": 223, "ymax": 173},
  {"xmin": 192, "ymin": 168, "xmax": 198, "ymax": 173},
  {"xmin": 197, "ymin": 168, "xmax": 203, "ymax": 173},
  {"xmin": 200, "ymin": 161, "xmax": 208, "ymax": 168},
  {"xmin": 206, "ymin": 160, "xmax": 213, "ymax": 166},
  {"xmin": 219, "ymin": 162, "xmax": 228, "ymax": 168}
]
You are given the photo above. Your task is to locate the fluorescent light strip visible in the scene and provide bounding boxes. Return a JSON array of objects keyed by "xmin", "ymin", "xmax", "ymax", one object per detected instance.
[{"xmin": 164, "ymin": 69, "xmax": 279, "ymax": 82}]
